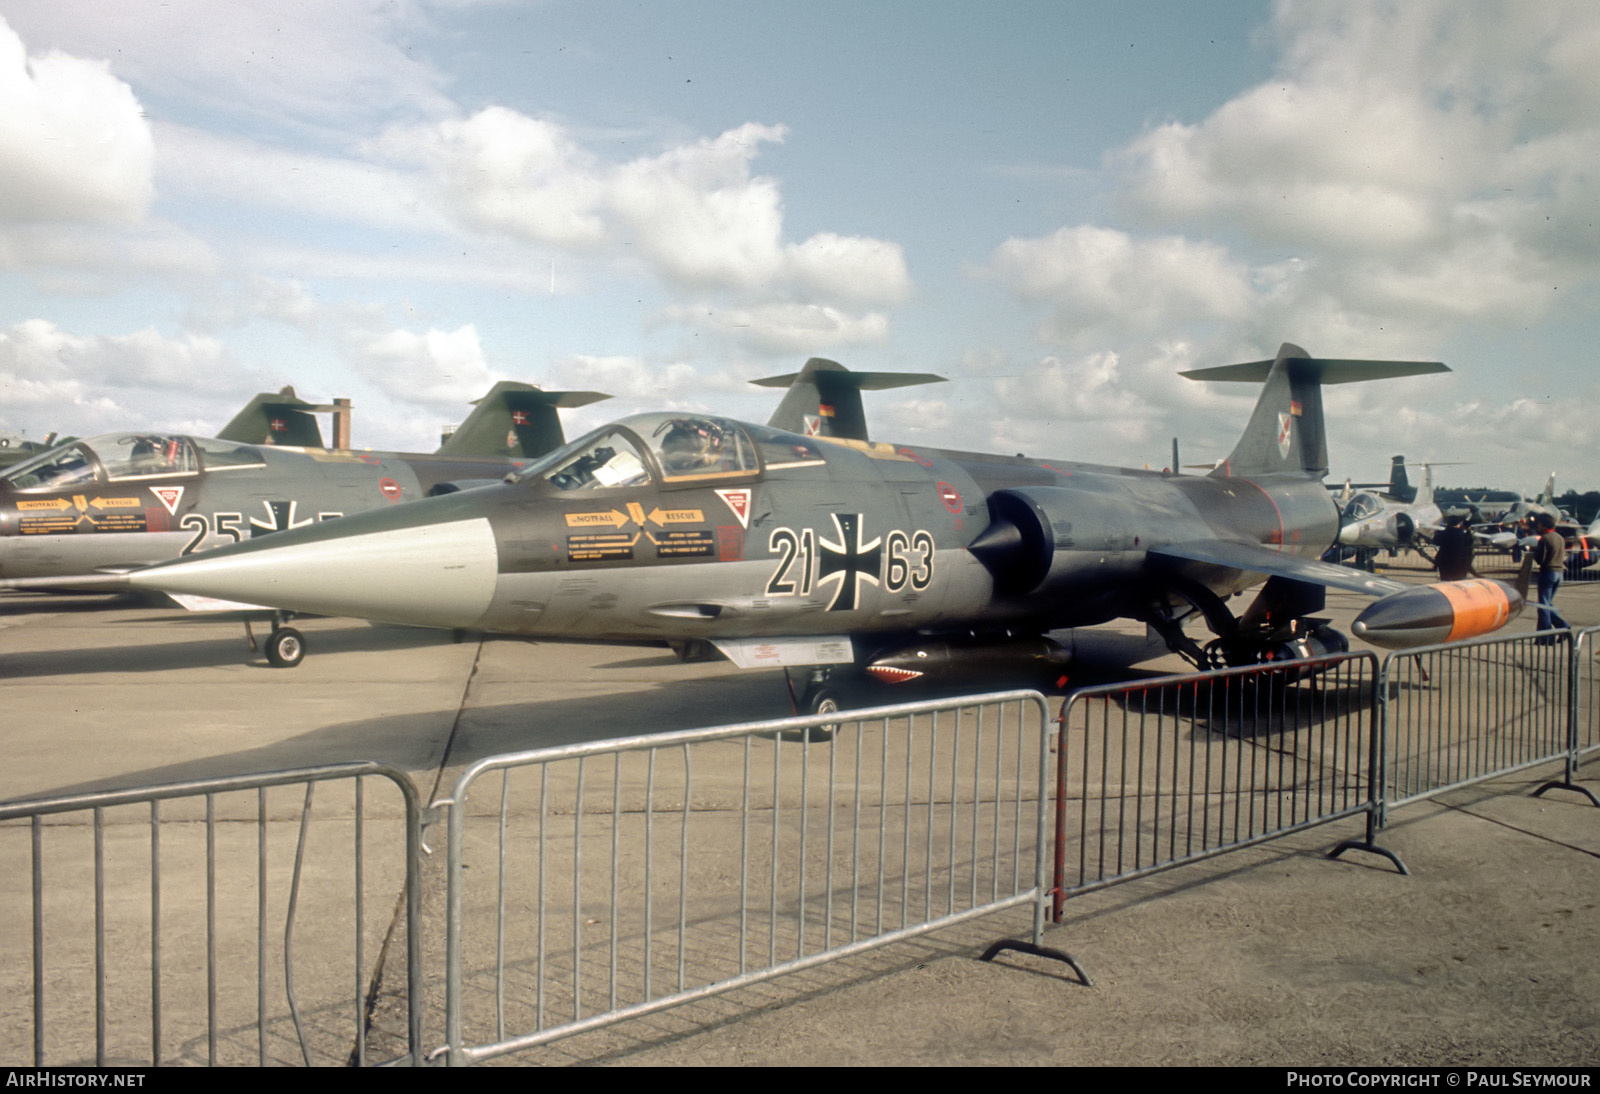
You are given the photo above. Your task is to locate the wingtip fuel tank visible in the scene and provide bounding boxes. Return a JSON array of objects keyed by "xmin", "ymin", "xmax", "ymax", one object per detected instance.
[{"xmin": 1351, "ymin": 579, "xmax": 1525, "ymax": 649}]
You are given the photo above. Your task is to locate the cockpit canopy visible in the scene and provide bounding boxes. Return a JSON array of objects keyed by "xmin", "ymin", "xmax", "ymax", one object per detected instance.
[
  {"xmin": 1, "ymin": 433, "xmax": 265, "ymax": 492},
  {"xmin": 510, "ymin": 412, "xmax": 825, "ymax": 492},
  {"xmin": 1342, "ymin": 492, "xmax": 1385, "ymax": 521}
]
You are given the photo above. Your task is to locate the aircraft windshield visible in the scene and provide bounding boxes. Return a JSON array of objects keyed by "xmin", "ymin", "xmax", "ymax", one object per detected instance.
[
  {"xmin": 1, "ymin": 433, "xmax": 261, "ymax": 491},
  {"xmin": 3, "ymin": 442, "xmax": 99, "ymax": 491},
  {"xmin": 541, "ymin": 430, "xmax": 652, "ymax": 491},
  {"xmin": 1344, "ymin": 493, "xmax": 1383, "ymax": 521},
  {"xmin": 511, "ymin": 413, "xmax": 763, "ymax": 490},
  {"xmin": 92, "ymin": 434, "xmax": 199, "ymax": 480}
]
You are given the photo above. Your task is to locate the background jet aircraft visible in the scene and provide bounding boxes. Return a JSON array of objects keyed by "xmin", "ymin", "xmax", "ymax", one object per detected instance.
[
  {"xmin": 755, "ymin": 356, "xmax": 945, "ymax": 441},
  {"xmin": 0, "ymin": 432, "xmax": 67, "ymax": 472},
  {"xmin": 1490, "ymin": 473, "xmax": 1570, "ymax": 528},
  {"xmin": 215, "ymin": 386, "xmax": 350, "ymax": 449},
  {"xmin": 1496, "ymin": 477, "xmax": 1599, "ymax": 576},
  {"xmin": 1334, "ymin": 462, "xmax": 1517, "ymax": 569},
  {"xmin": 123, "ymin": 344, "xmax": 1527, "ymax": 709},
  {"xmin": 1333, "ymin": 455, "xmax": 1416, "ymax": 503},
  {"xmin": 0, "ymin": 383, "xmax": 607, "ymax": 592},
  {"xmin": 1336, "ymin": 461, "xmax": 1444, "ymax": 554},
  {"xmin": 437, "ymin": 381, "xmax": 612, "ymax": 459}
]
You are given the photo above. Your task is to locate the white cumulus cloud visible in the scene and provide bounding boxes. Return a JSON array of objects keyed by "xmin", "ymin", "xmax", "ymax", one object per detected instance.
[
  {"xmin": 989, "ymin": 226, "xmax": 1254, "ymax": 341},
  {"xmin": 662, "ymin": 302, "xmax": 891, "ymax": 355},
  {"xmin": 386, "ymin": 111, "xmax": 912, "ymax": 308},
  {"xmin": 345, "ymin": 324, "xmax": 496, "ymax": 410},
  {"xmin": 1111, "ymin": 0, "xmax": 1600, "ymax": 328},
  {"xmin": 0, "ymin": 17, "xmax": 154, "ymax": 225},
  {"xmin": 0, "ymin": 319, "xmax": 277, "ymax": 437}
]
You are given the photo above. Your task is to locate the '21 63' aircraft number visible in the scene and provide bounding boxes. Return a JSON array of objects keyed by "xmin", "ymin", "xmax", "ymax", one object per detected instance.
[{"xmin": 765, "ymin": 524, "xmax": 935, "ymax": 598}]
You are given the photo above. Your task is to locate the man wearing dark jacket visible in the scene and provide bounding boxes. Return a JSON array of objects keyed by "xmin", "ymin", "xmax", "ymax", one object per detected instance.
[{"xmin": 1433, "ymin": 517, "xmax": 1475, "ymax": 581}]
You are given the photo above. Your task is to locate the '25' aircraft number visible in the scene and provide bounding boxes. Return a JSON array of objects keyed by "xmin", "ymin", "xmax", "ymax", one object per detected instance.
[
  {"xmin": 765, "ymin": 526, "xmax": 935, "ymax": 597},
  {"xmin": 177, "ymin": 508, "xmax": 343, "ymax": 555}
]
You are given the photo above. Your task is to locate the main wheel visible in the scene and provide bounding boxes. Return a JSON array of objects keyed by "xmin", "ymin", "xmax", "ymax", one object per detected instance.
[
  {"xmin": 266, "ymin": 626, "xmax": 306, "ymax": 668},
  {"xmin": 799, "ymin": 684, "xmax": 841, "ymax": 741}
]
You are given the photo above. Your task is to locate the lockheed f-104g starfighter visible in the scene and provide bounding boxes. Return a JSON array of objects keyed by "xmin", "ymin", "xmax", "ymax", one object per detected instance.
[{"xmin": 121, "ymin": 344, "xmax": 1526, "ymax": 712}]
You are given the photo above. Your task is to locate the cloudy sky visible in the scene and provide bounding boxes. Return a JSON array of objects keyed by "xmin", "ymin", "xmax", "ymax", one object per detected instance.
[{"xmin": 1, "ymin": 1, "xmax": 1596, "ymax": 489}]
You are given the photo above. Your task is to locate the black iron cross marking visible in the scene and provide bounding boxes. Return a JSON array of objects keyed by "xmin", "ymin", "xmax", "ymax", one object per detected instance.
[
  {"xmin": 817, "ymin": 513, "xmax": 882, "ymax": 612},
  {"xmin": 250, "ymin": 500, "xmax": 313, "ymax": 537}
]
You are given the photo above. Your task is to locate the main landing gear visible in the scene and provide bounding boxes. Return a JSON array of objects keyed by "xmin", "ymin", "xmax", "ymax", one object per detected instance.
[
  {"xmin": 786, "ymin": 666, "xmax": 842, "ymax": 738},
  {"xmin": 243, "ymin": 611, "xmax": 306, "ymax": 669},
  {"xmin": 1144, "ymin": 577, "xmax": 1350, "ymax": 671}
]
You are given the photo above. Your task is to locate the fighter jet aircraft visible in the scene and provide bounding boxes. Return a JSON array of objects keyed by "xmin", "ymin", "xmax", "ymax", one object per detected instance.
[
  {"xmin": 121, "ymin": 344, "xmax": 1527, "ymax": 708},
  {"xmin": 1336, "ymin": 455, "xmax": 1416, "ymax": 503},
  {"xmin": 0, "ymin": 383, "xmax": 607, "ymax": 595},
  {"xmin": 1336, "ymin": 462, "xmax": 1445, "ymax": 555},
  {"xmin": 1491, "ymin": 473, "xmax": 1570, "ymax": 529},
  {"xmin": 214, "ymin": 386, "xmax": 350, "ymax": 449},
  {"xmin": 1334, "ymin": 461, "xmax": 1521, "ymax": 569},
  {"xmin": 0, "ymin": 432, "xmax": 66, "ymax": 472}
]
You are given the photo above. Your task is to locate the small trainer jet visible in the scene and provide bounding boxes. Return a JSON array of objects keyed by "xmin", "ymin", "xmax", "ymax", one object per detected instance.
[
  {"xmin": 122, "ymin": 344, "xmax": 1527, "ymax": 708},
  {"xmin": 0, "ymin": 382, "xmax": 607, "ymax": 593}
]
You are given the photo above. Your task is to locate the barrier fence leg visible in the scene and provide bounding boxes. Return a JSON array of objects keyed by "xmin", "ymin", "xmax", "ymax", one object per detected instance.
[
  {"xmin": 1327, "ymin": 803, "xmax": 1408, "ymax": 875},
  {"xmin": 1328, "ymin": 665, "xmax": 1408, "ymax": 874},
  {"xmin": 1533, "ymin": 632, "xmax": 1600, "ymax": 807},
  {"xmin": 980, "ymin": 699, "xmax": 1091, "ymax": 987},
  {"xmin": 979, "ymin": 937, "xmax": 1092, "ymax": 987}
]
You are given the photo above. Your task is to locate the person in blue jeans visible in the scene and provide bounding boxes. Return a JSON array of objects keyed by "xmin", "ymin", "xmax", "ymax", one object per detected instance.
[{"xmin": 1531, "ymin": 513, "xmax": 1570, "ymax": 639}]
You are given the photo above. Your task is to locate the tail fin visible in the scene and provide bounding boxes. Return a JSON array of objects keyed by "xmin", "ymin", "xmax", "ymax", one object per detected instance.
[
  {"xmin": 753, "ymin": 357, "xmax": 945, "ymax": 441},
  {"xmin": 437, "ymin": 381, "xmax": 610, "ymax": 459},
  {"xmin": 1181, "ymin": 343, "xmax": 1448, "ymax": 478},
  {"xmin": 1387, "ymin": 455, "xmax": 1416, "ymax": 501},
  {"xmin": 217, "ymin": 386, "xmax": 346, "ymax": 448},
  {"xmin": 1538, "ymin": 472, "xmax": 1556, "ymax": 507},
  {"xmin": 1415, "ymin": 464, "xmax": 1434, "ymax": 506}
]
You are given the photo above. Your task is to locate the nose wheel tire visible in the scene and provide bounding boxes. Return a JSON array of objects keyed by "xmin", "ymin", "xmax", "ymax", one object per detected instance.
[{"xmin": 266, "ymin": 626, "xmax": 306, "ymax": 668}]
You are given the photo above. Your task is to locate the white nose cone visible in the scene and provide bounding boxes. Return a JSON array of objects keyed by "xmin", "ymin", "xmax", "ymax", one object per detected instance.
[{"xmin": 129, "ymin": 517, "xmax": 500, "ymax": 628}]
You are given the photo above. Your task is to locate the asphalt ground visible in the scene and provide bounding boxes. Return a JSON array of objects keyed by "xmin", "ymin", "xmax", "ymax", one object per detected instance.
[{"xmin": 1, "ymin": 559, "xmax": 1597, "ymax": 1067}]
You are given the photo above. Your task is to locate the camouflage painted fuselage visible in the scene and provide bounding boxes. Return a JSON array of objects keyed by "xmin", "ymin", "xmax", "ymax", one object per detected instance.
[
  {"xmin": 474, "ymin": 438, "xmax": 1337, "ymax": 641},
  {"xmin": 126, "ymin": 421, "xmax": 1337, "ymax": 655},
  {"xmin": 0, "ymin": 436, "xmax": 526, "ymax": 584}
]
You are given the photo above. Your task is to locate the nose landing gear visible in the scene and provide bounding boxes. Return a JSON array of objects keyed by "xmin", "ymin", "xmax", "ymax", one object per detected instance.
[{"xmin": 243, "ymin": 611, "xmax": 307, "ymax": 668}]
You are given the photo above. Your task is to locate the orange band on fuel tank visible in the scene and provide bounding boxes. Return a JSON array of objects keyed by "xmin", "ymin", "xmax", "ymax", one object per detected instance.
[{"xmin": 1438, "ymin": 579, "xmax": 1512, "ymax": 642}]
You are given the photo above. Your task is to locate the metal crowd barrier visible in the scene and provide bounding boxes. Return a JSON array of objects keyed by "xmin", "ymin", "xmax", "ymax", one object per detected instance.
[
  {"xmin": 1575, "ymin": 627, "xmax": 1600, "ymax": 763},
  {"xmin": 1363, "ymin": 546, "xmax": 1600, "ymax": 585},
  {"xmin": 435, "ymin": 691, "xmax": 1053, "ymax": 1066},
  {"xmin": 1051, "ymin": 652, "xmax": 1388, "ymax": 918},
  {"xmin": 0, "ymin": 763, "xmax": 423, "ymax": 1067},
  {"xmin": 1377, "ymin": 631, "xmax": 1581, "ymax": 819},
  {"xmin": 10, "ymin": 628, "xmax": 1600, "ymax": 1068}
]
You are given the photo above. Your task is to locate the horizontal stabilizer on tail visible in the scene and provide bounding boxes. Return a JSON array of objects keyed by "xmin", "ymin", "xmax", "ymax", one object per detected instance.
[
  {"xmin": 218, "ymin": 386, "xmax": 348, "ymax": 449},
  {"xmin": 1180, "ymin": 358, "xmax": 1449, "ymax": 385},
  {"xmin": 755, "ymin": 357, "xmax": 945, "ymax": 441},
  {"xmin": 438, "ymin": 381, "xmax": 611, "ymax": 459},
  {"xmin": 1182, "ymin": 343, "xmax": 1449, "ymax": 478}
]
